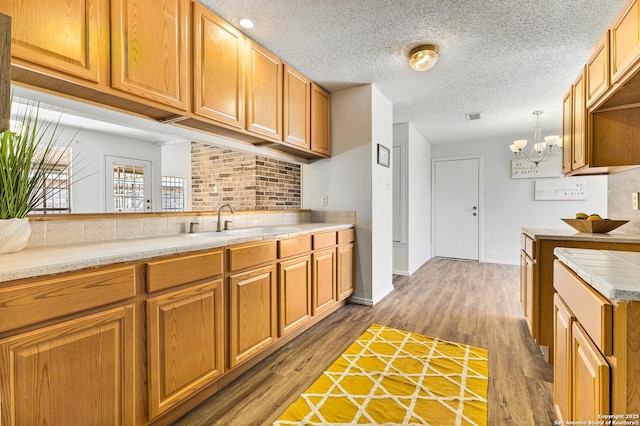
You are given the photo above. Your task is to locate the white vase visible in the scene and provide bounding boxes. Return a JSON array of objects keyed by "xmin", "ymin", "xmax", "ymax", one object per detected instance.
[{"xmin": 0, "ymin": 218, "xmax": 32, "ymax": 254}]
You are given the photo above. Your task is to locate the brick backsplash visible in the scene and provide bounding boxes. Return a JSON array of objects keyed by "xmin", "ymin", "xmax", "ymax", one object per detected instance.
[{"xmin": 191, "ymin": 143, "xmax": 301, "ymax": 211}]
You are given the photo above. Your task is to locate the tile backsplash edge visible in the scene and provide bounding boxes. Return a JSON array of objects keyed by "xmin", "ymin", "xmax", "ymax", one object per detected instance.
[{"xmin": 26, "ymin": 210, "xmax": 355, "ymax": 248}]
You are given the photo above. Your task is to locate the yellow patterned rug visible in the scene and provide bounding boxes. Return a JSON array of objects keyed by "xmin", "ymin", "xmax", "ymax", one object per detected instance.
[{"xmin": 274, "ymin": 324, "xmax": 489, "ymax": 426}]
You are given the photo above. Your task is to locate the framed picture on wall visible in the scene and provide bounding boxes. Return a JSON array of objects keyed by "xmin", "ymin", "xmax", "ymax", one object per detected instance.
[{"xmin": 377, "ymin": 144, "xmax": 390, "ymax": 167}]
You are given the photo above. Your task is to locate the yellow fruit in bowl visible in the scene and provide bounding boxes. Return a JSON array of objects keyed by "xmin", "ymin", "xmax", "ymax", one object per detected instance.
[
  {"xmin": 587, "ymin": 214, "xmax": 602, "ymax": 221},
  {"xmin": 575, "ymin": 212, "xmax": 588, "ymax": 219}
]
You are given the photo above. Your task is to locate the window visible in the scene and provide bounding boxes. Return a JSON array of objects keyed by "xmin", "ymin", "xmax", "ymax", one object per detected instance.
[
  {"xmin": 30, "ymin": 152, "xmax": 71, "ymax": 215},
  {"xmin": 105, "ymin": 156, "xmax": 152, "ymax": 213},
  {"xmin": 161, "ymin": 176, "xmax": 185, "ymax": 212}
]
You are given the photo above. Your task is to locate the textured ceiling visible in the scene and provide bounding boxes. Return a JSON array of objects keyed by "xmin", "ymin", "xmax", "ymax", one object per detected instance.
[{"xmin": 200, "ymin": 0, "xmax": 628, "ymax": 145}]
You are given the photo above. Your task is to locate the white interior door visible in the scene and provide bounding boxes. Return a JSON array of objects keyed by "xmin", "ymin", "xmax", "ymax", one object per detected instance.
[{"xmin": 433, "ymin": 157, "xmax": 480, "ymax": 260}]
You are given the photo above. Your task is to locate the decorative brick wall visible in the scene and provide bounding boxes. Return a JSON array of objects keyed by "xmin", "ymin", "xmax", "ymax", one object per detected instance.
[
  {"xmin": 191, "ymin": 143, "xmax": 301, "ymax": 211},
  {"xmin": 255, "ymin": 156, "xmax": 301, "ymax": 210}
]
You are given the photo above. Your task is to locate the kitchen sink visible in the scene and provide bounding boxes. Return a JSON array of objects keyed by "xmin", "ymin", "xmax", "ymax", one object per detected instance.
[{"xmin": 187, "ymin": 226, "xmax": 302, "ymax": 237}]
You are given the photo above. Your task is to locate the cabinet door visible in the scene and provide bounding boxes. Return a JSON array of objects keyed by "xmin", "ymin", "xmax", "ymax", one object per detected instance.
[
  {"xmin": 571, "ymin": 322, "xmax": 610, "ymax": 421},
  {"xmin": 246, "ymin": 39, "xmax": 283, "ymax": 140},
  {"xmin": 111, "ymin": 0, "xmax": 190, "ymax": 110},
  {"xmin": 519, "ymin": 250, "xmax": 526, "ymax": 314},
  {"xmin": 586, "ymin": 32, "xmax": 610, "ymax": 108},
  {"xmin": 310, "ymin": 83, "xmax": 331, "ymax": 156},
  {"xmin": 193, "ymin": 2, "xmax": 244, "ymax": 128},
  {"xmin": 1, "ymin": 0, "xmax": 109, "ymax": 83},
  {"xmin": 571, "ymin": 73, "xmax": 587, "ymax": 172},
  {"xmin": 611, "ymin": 0, "xmax": 640, "ymax": 84},
  {"xmin": 337, "ymin": 243, "xmax": 354, "ymax": 301},
  {"xmin": 562, "ymin": 88, "xmax": 573, "ymax": 174},
  {"xmin": 524, "ymin": 253, "xmax": 535, "ymax": 337},
  {"xmin": 0, "ymin": 306, "xmax": 135, "ymax": 425},
  {"xmin": 554, "ymin": 294, "xmax": 575, "ymax": 423},
  {"xmin": 229, "ymin": 264, "xmax": 277, "ymax": 368},
  {"xmin": 147, "ymin": 280, "xmax": 224, "ymax": 419},
  {"xmin": 312, "ymin": 248, "xmax": 336, "ymax": 315},
  {"xmin": 283, "ymin": 64, "xmax": 310, "ymax": 149},
  {"xmin": 278, "ymin": 255, "xmax": 311, "ymax": 337}
]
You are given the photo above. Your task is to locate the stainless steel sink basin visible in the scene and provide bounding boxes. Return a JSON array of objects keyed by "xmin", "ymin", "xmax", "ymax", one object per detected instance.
[{"xmin": 187, "ymin": 226, "xmax": 302, "ymax": 237}]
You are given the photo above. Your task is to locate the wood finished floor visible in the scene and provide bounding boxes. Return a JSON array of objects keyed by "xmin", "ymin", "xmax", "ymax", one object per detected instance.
[{"xmin": 174, "ymin": 258, "xmax": 555, "ymax": 425}]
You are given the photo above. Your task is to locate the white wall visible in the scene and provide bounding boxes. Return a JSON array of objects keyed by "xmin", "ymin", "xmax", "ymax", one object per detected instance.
[
  {"xmin": 161, "ymin": 142, "xmax": 193, "ymax": 211},
  {"xmin": 302, "ymin": 84, "xmax": 394, "ymax": 305},
  {"xmin": 431, "ymin": 137, "xmax": 608, "ymax": 264},
  {"xmin": 70, "ymin": 129, "xmax": 163, "ymax": 213},
  {"xmin": 393, "ymin": 123, "xmax": 432, "ymax": 275}
]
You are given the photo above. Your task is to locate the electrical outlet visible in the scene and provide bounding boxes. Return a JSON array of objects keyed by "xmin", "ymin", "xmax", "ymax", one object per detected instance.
[
  {"xmin": 322, "ymin": 195, "xmax": 328, "ymax": 206},
  {"xmin": 633, "ymin": 192, "xmax": 639, "ymax": 210}
]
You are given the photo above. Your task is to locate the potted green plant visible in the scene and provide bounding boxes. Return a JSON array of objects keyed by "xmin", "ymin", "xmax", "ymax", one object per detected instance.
[{"xmin": 0, "ymin": 98, "xmax": 74, "ymax": 254}]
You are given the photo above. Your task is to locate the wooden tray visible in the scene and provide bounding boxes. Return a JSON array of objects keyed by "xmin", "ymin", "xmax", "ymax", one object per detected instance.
[{"xmin": 561, "ymin": 218, "xmax": 629, "ymax": 233}]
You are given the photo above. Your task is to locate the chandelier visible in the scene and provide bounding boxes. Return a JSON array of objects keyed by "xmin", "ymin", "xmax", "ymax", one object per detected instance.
[{"xmin": 509, "ymin": 110, "xmax": 562, "ymax": 166}]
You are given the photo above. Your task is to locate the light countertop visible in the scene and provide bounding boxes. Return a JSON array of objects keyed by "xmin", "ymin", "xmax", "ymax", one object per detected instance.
[
  {"xmin": 0, "ymin": 223, "xmax": 353, "ymax": 283},
  {"xmin": 554, "ymin": 247, "xmax": 640, "ymax": 302},
  {"xmin": 522, "ymin": 227, "xmax": 640, "ymax": 243}
]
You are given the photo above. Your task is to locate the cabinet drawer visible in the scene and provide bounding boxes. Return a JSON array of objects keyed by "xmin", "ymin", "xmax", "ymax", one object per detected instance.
[
  {"xmin": 312, "ymin": 231, "xmax": 336, "ymax": 250},
  {"xmin": 278, "ymin": 235, "xmax": 311, "ymax": 259},
  {"xmin": 554, "ymin": 261, "xmax": 612, "ymax": 355},
  {"xmin": 0, "ymin": 265, "xmax": 135, "ymax": 333},
  {"xmin": 146, "ymin": 250, "xmax": 223, "ymax": 292},
  {"xmin": 227, "ymin": 241, "xmax": 276, "ymax": 272},
  {"xmin": 521, "ymin": 234, "xmax": 536, "ymax": 259},
  {"xmin": 337, "ymin": 228, "xmax": 354, "ymax": 244}
]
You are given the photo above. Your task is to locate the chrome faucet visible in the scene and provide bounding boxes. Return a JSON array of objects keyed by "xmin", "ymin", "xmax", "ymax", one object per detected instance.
[{"xmin": 217, "ymin": 203, "xmax": 234, "ymax": 232}]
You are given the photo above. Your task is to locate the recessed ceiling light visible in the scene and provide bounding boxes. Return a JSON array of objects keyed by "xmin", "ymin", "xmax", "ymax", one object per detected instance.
[{"xmin": 239, "ymin": 18, "xmax": 256, "ymax": 29}]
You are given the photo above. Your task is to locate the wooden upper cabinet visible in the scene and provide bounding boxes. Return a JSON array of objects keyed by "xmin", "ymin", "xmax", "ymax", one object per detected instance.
[
  {"xmin": 111, "ymin": 0, "xmax": 190, "ymax": 110},
  {"xmin": 310, "ymin": 83, "xmax": 331, "ymax": 156},
  {"xmin": 0, "ymin": 0, "xmax": 109, "ymax": 84},
  {"xmin": 586, "ymin": 32, "xmax": 610, "ymax": 108},
  {"xmin": 192, "ymin": 2, "xmax": 244, "ymax": 128},
  {"xmin": 562, "ymin": 88, "xmax": 573, "ymax": 174},
  {"xmin": 283, "ymin": 64, "xmax": 311, "ymax": 149},
  {"xmin": 611, "ymin": 0, "xmax": 640, "ymax": 84},
  {"xmin": 572, "ymin": 73, "xmax": 587, "ymax": 171},
  {"xmin": 246, "ymin": 39, "xmax": 283, "ymax": 140}
]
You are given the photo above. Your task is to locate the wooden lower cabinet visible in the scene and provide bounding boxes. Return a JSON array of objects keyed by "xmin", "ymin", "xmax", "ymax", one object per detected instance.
[
  {"xmin": 552, "ymin": 260, "xmax": 639, "ymax": 422},
  {"xmin": 554, "ymin": 294, "xmax": 574, "ymax": 422},
  {"xmin": 571, "ymin": 322, "xmax": 610, "ymax": 421},
  {"xmin": 146, "ymin": 279, "xmax": 225, "ymax": 419},
  {"xmin": 312, "ymin": 248, "xmax": 336, "ymax": 315},
  {"xmin": 278, "ymin": 255, "xmax": 311, "ymax": 336},
  {"xmin": 520, "ymin": 232, "xmax": 640, "ymax": 363},
  {"xmin": 522, "ymin": 251, "xmax": 535, "ymax": 336},
  {"xmin": 229, "ymin": 264, "xmax": 277, "ymax": 368},
  {"xmin": 336, "ymin": 243, "xmax": 355, "ymax": 301},
  {"xmin": 0, "ymin": 305, "xmax": 135, "ymax": 425}
]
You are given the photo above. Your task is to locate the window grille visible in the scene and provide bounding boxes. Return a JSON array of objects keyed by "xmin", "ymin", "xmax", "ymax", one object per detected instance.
[
  {"xmin": 113, "ymin": 164, "xmax": 146, "ymax": 212},
  {"xmin": 161, "ymin": 176, "xmax": 185, "ymax": 212},
  {"xmin": 30, "ymin": 155, "xmax": 71, "ymax": 215}
]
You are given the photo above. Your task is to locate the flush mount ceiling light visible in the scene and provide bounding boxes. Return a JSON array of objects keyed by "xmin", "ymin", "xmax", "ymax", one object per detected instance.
[
  {"xmin": 509, "ymin": 110, "xmax": 562, "ymax": 167},
  {"xmin": 408, "ymin": 44, "xmax": 439, "ymax": 72},
  {"xmin": 239, "ymin": 18, "xmax": 256, "ymax": 29}
]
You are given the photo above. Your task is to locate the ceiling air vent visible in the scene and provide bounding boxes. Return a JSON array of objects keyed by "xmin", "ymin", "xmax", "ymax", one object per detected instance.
[{"xmin": 465, "ymin": 112, "xmax": 482, "ymax": 121}]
